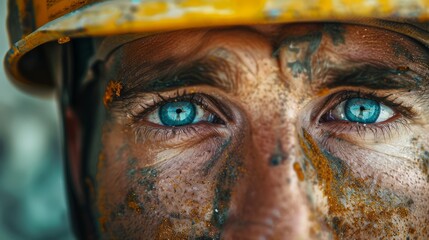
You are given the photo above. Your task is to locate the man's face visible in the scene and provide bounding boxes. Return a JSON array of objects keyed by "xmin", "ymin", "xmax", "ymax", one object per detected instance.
[{"xmin": 88, "ymin": 23, "xmax": 429, "ymax": 239}]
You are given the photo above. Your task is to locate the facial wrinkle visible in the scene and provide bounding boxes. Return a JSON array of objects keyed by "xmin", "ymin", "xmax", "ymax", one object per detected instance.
[
  {"xmin": 202, "ymin": 137, "xmax": 232, "ymax": 175},
  {"xmin": 299, "ymin": 129, "xmax": 419, "ymax": 239}
]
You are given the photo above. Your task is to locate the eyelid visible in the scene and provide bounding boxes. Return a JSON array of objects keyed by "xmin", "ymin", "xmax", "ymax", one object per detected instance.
[
  {"xmin": 126, "ymin": 89, "xmax": 233, "ymax": 143},
  {"xmin": 308, "ymin": 89, "xmax": 416, "ymax": 141}
]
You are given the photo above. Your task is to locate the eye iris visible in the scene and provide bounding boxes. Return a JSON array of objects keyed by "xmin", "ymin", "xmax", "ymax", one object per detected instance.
[
  {"xmin": 344, "ymin": 98, "xmax": 381, "ymax": 123},
  {"xmin": 159, "ymin": 101, "xmax": 196, "ymax": 126}
]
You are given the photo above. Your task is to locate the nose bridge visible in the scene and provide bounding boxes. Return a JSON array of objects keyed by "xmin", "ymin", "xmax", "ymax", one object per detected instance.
[
  {"xmin": 221, "ymin": 111, "xmax": 310, "ymax": 239},
  {"xmin": 219, "ymin": 43, "xmax": 312, "ymax": 238}
]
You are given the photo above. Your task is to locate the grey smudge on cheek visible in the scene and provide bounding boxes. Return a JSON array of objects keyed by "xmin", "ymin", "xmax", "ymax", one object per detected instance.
[
  {"xmin": 127, "ymin": 157, "xmax": 137, "ymax": 177},
  {"xmin": 203, "ymin": 138, "xmax": 232, "ymax": 175},
  {"xmin": 420, "ymin": 150, "xmax": 429, "ymax": 182},
  {"xmin": 138, "ymin": 167, "xmax": 158, "ymax": 192},
  {"xmin": 115, "ymin": 143, "xmax": 129, "ymax": 161},
  {"xmin": 211, "ymin": 155, "xmax": 242, "ymax": 229}
]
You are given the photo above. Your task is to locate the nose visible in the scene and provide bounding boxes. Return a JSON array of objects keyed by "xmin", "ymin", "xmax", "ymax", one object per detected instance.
[{"xmin": 220, "ymin": 126, "xmax": 312, "ymax": 239}]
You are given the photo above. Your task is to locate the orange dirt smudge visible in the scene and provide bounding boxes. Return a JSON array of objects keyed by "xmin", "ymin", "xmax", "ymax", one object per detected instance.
[
  {"xmin": 126, "ymin": 190, "xmax": 143, "ymax": 214},
  {"xmin": 103, "ymin": 81, "xmax": 123, "ymax": 107},
  {"xmin": 293, "ymin": 162, "xmax": 305, "ymax": 181}
]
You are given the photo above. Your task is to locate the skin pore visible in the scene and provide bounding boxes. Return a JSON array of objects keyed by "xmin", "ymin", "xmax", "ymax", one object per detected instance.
[{"xmin": 87, "ymin": 23, "xmax": 429, "ymax": 239}]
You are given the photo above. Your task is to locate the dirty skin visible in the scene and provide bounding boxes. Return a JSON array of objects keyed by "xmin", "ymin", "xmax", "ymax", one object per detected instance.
[
  {"xmin": 212, "ymin": 154, "xmax": 242, "ymax": 229},
  {"xmin": 273, "ymin": 23, "xmax": 345, "ymax": 81},
  {"xmin": 90, "ymin": 24, "xmax": 429, "ymax": 239},
  {"xmin": 97, "ymin": 134, "xmax": 240, "ymax": 239},
  {"xmin": 299, "ymin": 130, "xmax": 414, "ymax": 239},
  {"xmin": 269, "ymin": 140, "xmax": 288, "ymax": 166}
]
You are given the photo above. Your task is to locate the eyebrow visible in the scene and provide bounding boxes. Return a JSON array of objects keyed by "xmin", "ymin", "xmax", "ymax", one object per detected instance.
[
  {"xmin": 117, "ymin": 55, "xmax": 236, "ymax": 100},
  {"xmin": 322, "ymin": 64, "xmax": 425, "ymax": 90}
]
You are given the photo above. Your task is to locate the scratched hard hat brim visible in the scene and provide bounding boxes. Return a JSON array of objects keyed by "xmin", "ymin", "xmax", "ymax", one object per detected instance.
[{"xmin": 4, "ymin": 0, "xmax": 429, "ymax": 95}]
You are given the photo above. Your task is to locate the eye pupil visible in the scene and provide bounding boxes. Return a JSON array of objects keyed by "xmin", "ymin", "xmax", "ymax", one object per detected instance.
[
  {"xmin": 159, "ymin": 101, "xmax": 196, "ymax": 126},
  {"xmin": 344, "ymin": 98, "xmax": 381, "ymax": 123}
]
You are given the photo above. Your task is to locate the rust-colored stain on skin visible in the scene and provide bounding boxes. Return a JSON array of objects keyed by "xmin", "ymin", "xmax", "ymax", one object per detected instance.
[
  {"xmin": 103, "ymin": 81, "xmax": 123, "ymax": 107},
  {"xmin": 299, "ymin": 131, "xmax": 342, "ymax": 214},
  {"xmin": 316, "ymin": 88, "xmax": 331, "ymax": 96},
  {"xmin": 156, "ymin": 218, "xmax": 187, "ymax": 240},
  {"xmin": 293, "ymin": 162, "xmax": 305, "ymax": 181},
  {"xmin": 299, "ymin": 130, "xmax": 410, "ymax": 238},
  {"xmin": 126, "ymin": 190, "xmax": 143, "ymax": 213}
]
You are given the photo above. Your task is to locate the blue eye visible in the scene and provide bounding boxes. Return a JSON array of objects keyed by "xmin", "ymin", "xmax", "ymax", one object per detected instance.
[
  {"xmin": 344, "ymin": 98, "xmax": 380, "ymax": 123},
  {"xmin": 145, "ymin": 99, "xmax": 218, "ymax": 127},
  {"xmin": 327, "ymin": 97, "xmax": 395, "ymax": 124},
  {"xmin": 159, "ymin": 101, "xmax": 196, "ymax": 126}
]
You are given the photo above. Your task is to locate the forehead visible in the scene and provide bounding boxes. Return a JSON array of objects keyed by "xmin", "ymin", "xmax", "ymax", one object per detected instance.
[
  {"xmin": 115, "ymin": 23, "xmax": 427, "ymax": 65},
  {"xmin": 104, "ymin": 23, "xmax": 429, "ymax": 95}
]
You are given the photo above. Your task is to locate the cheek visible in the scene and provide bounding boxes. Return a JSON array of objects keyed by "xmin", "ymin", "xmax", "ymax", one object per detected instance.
[
  {"xmin": 95, "ymin": 122, "xmax": 234, "ymax": 238},
  {"xmin": 300, "ymin": 130, "xmax": 429, "ymax": 238}
]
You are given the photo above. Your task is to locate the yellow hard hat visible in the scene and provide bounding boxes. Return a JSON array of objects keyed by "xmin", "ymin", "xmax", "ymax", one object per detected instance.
[{"xmin": 4, "ymin": 0, "xmax": 429, "ymax": 95}]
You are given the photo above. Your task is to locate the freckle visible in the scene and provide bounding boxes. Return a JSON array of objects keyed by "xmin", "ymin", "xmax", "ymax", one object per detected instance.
[{"xmin": 293, "ymin": 162, "xmax": 305, "ymax": 181}]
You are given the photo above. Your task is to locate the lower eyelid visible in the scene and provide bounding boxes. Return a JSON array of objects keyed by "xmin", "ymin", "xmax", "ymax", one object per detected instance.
[{"xmin": 131, "ymin": 122, "xmax": 229, "ymax": 145}]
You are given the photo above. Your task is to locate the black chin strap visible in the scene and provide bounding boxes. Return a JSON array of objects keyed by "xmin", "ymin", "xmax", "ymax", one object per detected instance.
[{"xmin": 60, "ymin": 39, "xmax": 98, "ymax": 240}]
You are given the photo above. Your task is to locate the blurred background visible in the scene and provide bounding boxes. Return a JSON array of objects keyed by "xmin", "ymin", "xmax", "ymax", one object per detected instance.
[{"xmin": 0, "ymin": 1, "xmax": 75, "ymax": 240}]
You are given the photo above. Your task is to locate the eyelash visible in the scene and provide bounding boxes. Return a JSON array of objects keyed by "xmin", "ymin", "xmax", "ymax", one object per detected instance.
[
  {"xmin": 317, "ymin": 90, "xmax": 415, "ymax": 139},
  {"xmin": 127, "ymin": 88, "xmax": 415, "ymax": 142},
  {"xmin": 128, "ymin": 90, "xmax": 224, "ymax": 141}
]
